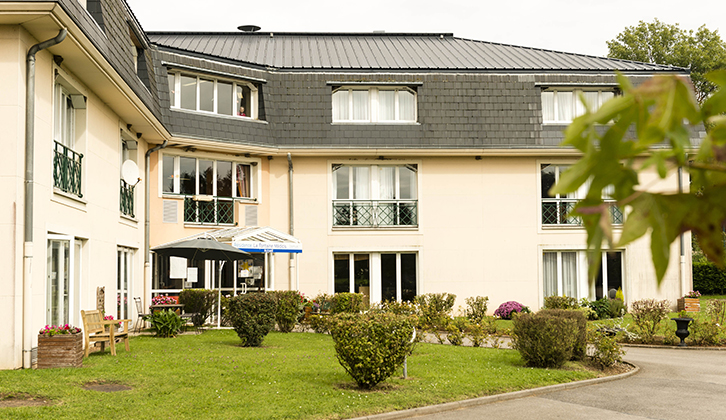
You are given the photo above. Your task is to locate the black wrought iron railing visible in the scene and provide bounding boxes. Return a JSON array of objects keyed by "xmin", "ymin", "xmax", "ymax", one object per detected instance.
[
  {"xmin": 53, "ymin": 141, "xmax": 83, "ymax": 197},
  {"xmin": 184, "ymin": 196, "xmax": 234, "ymax": 225},
  {"xmin": 120, "ymin": 180, "xmax": 135, "ymax": 217},
  {"xmin": 542, "ymin": 199, "xmax": 623, "ymax": 226},
  {"xmin": 333, "ymin": 200, "xmax": 418, "ymax": 227}
]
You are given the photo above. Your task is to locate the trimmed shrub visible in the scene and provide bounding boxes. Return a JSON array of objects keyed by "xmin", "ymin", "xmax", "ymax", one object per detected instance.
[
  {"xmin": 329, "ymin": 312, "xmax": 416, "ymax": 389},
  {"xmin": 414, "ymin": 293, "xmax": 456, "ymax": 329},
  {"xmin": 693, "ymin": 262, "xmax": 726, "ymax": 295},
  {"xmin": 371, "ymin": 300, "xmax": 419, "ymax": 316},
  {"xmin": 271, "ymin": 290, "xmax": 303, "ymax": 333},
  {"xmin": 228, "ymin": 293, "xmax": 276, "ymax": 346},
  {"xmin": 512, "ymin": 312, "xmax": 578, "ymax": 368},
  {"xmin": 330, "ymin": 293, "xmax": 364, "ymax": 314},
  {"xmin": 179, "ymin": 289, "xmax": 217, "ymax": 327},
  {"xmin": 630, "ymin": 299, "xmax": 670, "ymax": 342},
  {"xmin": 588, "ymin": 329, "xmax": 624, "ymax": 368},
  {"xmin": 446, "ymin": 317, "xmax": 469, "ymax": 346},
  {"xmin": 464, "ymin": 296, "xmax": 489, "ymax": 324},
  {"xmin": 146, "ymin": 309, "xmax": 184, "ymax": 338},
  {"xmin": 308, "ymin": 314, "xmax": 331, "ymax": 334},
  {"xmin": 494, "ymin": 301, "xmax": 530, "ymax": 320},
  {"xmin": 538, "ymin": 309, "xmax": 587, "ymax": 360},
  {"xmin": 468, "ymin": 323, "xmax": 487, "ymax": 347},
  {"xmin": 543, "ymin": 296, "xmax": 579, "ymax": 310}
]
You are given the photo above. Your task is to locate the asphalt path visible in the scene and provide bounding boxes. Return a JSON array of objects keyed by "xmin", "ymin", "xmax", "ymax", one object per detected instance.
[{"xmin": 384, "ymin": 346, "xmax": 726, "ymax": 420}]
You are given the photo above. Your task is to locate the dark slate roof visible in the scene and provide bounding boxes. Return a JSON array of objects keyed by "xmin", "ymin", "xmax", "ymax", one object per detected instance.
[{"xmin": 147, "ymin": 32, "xmax": 684, "ymax": 72}]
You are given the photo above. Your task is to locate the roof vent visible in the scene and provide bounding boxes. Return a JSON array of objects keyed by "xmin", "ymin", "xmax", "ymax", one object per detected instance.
[{"xmin": 238, "ymin": 25, "xmax": 261, "ymax": 32}]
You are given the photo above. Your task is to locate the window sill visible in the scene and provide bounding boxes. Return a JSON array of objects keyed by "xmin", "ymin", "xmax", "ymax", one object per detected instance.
[
  {"xmin": 332, "ymin": 226, "xmax": 419, "ymax": 231},
  {"xmin": 170, "ymin": 108, "xmax": 268, "ymax": 124},
  {"xmin": 541, "ymin": 224, "xmax": 622, "ymax": 229},
  {"xmin": 52, "ymin": 189, "xmax": 87, "ymax": 210},
  {"xmin": 331, "ymin": 121, "xmax": 420, "ymax": 126},
  {"xmin": 162, "ymin": 194, "xmax": 257, "ymax": 202},
  {"xmin": 183, "ymin": 223, "xmax": 237, "ymax": 228},
  {"xmin": 120, "ymin": 214, "xmax": 138, "ymax": 224}
]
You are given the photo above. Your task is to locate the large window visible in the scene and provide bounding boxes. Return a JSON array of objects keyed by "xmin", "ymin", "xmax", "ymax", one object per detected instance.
[
  {"xmin": 47, "ymin": 236, "xmax": 82, "ymax": 327},
  {"xmin": 334, "ymin": 252, "xmax": 417, "ymax": 304},
  {"xmin": 332, "ymin": 87, "xmax": 416, "ymax": 123},
  {"xmin": 168, "ymin": 71, "xmax": 257, "ymax": 119},
  {"xmin": 541, "ymin": 164, "xmax": 622, "ymax": 226},
  {"xmin": 117, "ymin": 247, "xmax": 134, "ymax": 328},
  {"xmin": 162, "ymin": 155, "xmax": 254, "ymax": 225},
  {"xmin": 333, "ymin": 164, "xmax": 417, "ymax": 227},
  {"xmin": 543, "ymin": 250, "xmax": 623, "ymax": 301},
  {"xmin": 53, "ymin": 83, "xmax": 84, "ymax": 197},
  {"xmin": 541, "ymin": 89, "xmax": 615, "ymax": 123}
]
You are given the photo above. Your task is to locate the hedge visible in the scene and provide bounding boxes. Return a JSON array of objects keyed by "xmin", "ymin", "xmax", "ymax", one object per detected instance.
[{"xmin": 693, "ymin": 262, "xmax": 726, "ymax": 295}]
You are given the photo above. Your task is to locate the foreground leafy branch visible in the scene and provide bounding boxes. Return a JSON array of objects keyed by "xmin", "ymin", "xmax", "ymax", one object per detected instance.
[{"xmin": 552, "ymin": 71, "xmax": 726, "ymax": 284}]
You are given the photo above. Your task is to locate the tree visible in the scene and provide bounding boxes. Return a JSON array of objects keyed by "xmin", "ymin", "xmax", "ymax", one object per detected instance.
[
  {"xmin": 551, "ymin": 71, "xmax": 726, "ymax": 284},
  {"xmin": 607, "ymin": 20, "xmax": 726, "ymax": 103}
]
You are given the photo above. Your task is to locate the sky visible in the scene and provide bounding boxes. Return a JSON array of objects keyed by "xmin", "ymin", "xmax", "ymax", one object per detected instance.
[{"xmin": 126, "ymin": 0, "xmax": 725, "ymax": 57}]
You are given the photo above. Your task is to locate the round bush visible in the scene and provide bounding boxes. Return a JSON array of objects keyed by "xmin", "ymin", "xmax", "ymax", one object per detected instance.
[
  {"xmin": 271, "ymin": 290, "xmax": 303, "ymax": 333},
  {"xmin": 228, "ymin": 293, "xmax": 276, "ymax": 346},
  {"xmin": 512, "ymin": 312, "xmax": 578, "ymax": 368},
  {"xmin": 494, "ymin": 301, "xmax": 529, "ymax": 319},
  {"xmin": 329, "ymin": 312, "xmax": 416, "ymax": 389},
  {"xmin": 146, "ymin": 309, "xmax": 184, "ymax": 338}
]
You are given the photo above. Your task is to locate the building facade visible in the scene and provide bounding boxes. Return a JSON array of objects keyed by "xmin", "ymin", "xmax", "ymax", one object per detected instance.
[{"xmin": 1, "ymin": 0, "xmax": 697, "ymax": 369}]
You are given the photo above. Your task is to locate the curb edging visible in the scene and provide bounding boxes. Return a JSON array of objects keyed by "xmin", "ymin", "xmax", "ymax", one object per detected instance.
[{"xmin": 346, "ymin": 362, "xmax": 639, "ymax": 420}]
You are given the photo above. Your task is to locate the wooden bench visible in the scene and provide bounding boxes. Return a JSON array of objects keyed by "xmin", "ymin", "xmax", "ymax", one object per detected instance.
[{"xmin": 80, "ymin": 309, "xmax": 132, "ymax": 357}]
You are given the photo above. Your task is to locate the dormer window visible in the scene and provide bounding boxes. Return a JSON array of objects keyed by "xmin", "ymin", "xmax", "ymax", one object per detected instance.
[
  {"xmin": 332, "ymin": 87, "xmax": 416, "ymax": 123},
  {"xmin": 168, "ymin": 71, "xmax": 258, "ymax": 119},
  {"xmin": 541, "ymin": 88, "xmax": 616, "ymax": 123}
]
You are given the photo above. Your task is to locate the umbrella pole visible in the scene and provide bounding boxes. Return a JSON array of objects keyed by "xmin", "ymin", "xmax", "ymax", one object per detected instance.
[{"xmin": 217, "ymin": 261, "xmax": 225, "ymax": 328}]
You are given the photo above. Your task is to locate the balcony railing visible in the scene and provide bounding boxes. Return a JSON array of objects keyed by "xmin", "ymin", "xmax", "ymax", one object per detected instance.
[
  {"xmin": 184, "ymin": 195, "xmax": 234, "ymax": 225},
  {"xmin": 53, "ymin": 141, "xmax": 83, "ymax": 197},
  {"xmin": 333, "ymin": 200, "xmax": 418, "ymax": 227},
  {"xmin": 542, "ymin": 199, "xmax": 623, "ymax": 226},
  {"xmin": 120, "ymin": 180, "xmax": 135, "ymax": 218}
]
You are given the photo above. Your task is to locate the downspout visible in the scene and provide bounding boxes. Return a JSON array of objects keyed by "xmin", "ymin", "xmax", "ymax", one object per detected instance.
[
  {"xmin": 287, "ymin": 153, "xmax": 298, "ymax": 290},
  {"xmin": 23, "ymin": 28, "xmax": 67, "ymax": 369},
  {"xmin": 678, "ymin": 164, "xmax": 686, "ymax": 296},
  {"xmin": 144, "ymin": 141, "xmax": 168, "ymax": 307}
]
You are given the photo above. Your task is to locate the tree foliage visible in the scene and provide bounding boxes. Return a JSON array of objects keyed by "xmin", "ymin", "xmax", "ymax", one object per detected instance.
[
  {"xmin": 552, "ymin": 71, "xmax": 726, "ymax": 284},
  {"xmin": 607, "ymin": 19, "xmax": 726, "ymax": 103}
]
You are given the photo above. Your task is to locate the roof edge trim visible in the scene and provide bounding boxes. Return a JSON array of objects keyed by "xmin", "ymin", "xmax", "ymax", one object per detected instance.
[{"xmin": 326, "ymin": 81, "xmax": 424, "ymax": 86}]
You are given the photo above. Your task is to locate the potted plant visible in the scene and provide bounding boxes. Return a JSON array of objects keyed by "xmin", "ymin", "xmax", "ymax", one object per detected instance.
[
  {"xmin": 37, "ymin": 324, "xmax": 83, "ymax": 369},
  {"xmin": 677, "ymin": 290, "xmax": 701, "ymax": 312},
  {"xmin": 104, "ymin": 315, "xmax": 122, "ymax": 331}
]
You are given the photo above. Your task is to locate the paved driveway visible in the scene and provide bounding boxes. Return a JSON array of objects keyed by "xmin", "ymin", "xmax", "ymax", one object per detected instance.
[{"xmin": 400, "ymin": 346, "xmax": 726, "ymax": 420}]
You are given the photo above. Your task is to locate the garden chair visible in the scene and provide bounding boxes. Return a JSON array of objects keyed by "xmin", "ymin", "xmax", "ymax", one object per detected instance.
[
  {"xmin": 134, "ymin": 297, "xmax": 150, "ymax": 332},
  {"xmin": 80, "ymin": 309, "xmax": 131, "ymax": 357}
]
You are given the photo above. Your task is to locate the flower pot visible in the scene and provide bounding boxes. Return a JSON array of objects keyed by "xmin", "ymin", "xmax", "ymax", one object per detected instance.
[
  {"xmin": 677, "ymin": 297, "xmax": 700, "ymax": 312},
  {"xmin": 37, "ymin": 333, "xmax": 83, "ymax": 369},
  {"xmin": 671, "ymin": 317, "xmax": 693, "ymax": 347}
]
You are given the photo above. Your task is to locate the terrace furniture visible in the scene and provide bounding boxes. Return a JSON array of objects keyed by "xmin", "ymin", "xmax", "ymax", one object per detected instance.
[
  {"xmin": 80, "ymin": 309, "xmax": 131, "ymax": 357},
  {"xmin": 134, "ymin": 297, "xmax": 150, "ymax": 332}
]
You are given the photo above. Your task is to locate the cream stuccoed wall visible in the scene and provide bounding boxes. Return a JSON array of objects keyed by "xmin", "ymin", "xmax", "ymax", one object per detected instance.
[
  {"xmin": 282, "ymin": 155, "xmax": 690, "ymax": 313},
  {"xmin": 0, "ymin": 25, "xmax": 147, "ymax": 369}
]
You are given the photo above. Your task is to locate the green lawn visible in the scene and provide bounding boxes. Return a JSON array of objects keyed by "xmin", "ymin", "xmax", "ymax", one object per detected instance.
[{"xmin": 0, "ymin": 330, "xmax": 598, "ymax": 420}]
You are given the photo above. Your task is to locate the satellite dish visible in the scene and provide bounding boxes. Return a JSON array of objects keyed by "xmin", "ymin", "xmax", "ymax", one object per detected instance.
[{"xmin": 122, "ymin": 160, "xmax": 140, "ymax": 185}]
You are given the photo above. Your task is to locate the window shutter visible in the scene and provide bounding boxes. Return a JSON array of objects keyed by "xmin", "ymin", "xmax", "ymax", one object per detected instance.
[
  {"xmin": 163, "ymin": 200, "xmax": 178, "ymax": 223},
  {"xmin": 245, "ymin": 205, "xmax": 258, "ymax": 227}
]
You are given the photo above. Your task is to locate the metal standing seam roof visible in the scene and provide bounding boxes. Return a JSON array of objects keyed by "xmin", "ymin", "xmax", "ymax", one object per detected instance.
[{"xmin": 147, "ymin": 32, "xmax": 686, "ymax": 72}]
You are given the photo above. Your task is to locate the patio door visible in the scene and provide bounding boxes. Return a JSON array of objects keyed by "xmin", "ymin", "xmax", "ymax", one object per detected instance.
[
  {"xmin": 47, "ymin": 235, "xmax": 81, "ymax": 326},
  {"xmin": 117, "ymin": 247, "xmax": 134, "ymax": 326},
  {"xmin": 334, "ymin": 252, "xmax": 417, "ymax": 304}
]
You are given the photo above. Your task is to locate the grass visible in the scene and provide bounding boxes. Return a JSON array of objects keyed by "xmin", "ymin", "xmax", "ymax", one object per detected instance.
[{"xmin": 0, "ymin": 330, "xmax": 598, "ymax": 420}]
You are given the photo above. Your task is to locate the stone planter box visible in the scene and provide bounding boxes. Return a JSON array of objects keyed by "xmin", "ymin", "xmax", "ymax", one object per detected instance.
[
  {"xmin": 677, "ymin": 297, "xmax": 700, "ymax": 312},
  {"xmin": 37, "ymin": 333, "xmax": 83, "ymax": 369}
]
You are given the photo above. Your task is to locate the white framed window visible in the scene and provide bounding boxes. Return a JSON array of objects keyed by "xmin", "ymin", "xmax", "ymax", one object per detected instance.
[
  {"xmin": 543, "ymin": 250, "xmax": 623, "ymax": 301},
  {"xmin": 168, "ymin": 71, "xmax": 258, "ymax": 119},
  {"xmin": 162, "ymin": 155, "xmax": 254, "ymax": 199},
  {"xmin": 332, "ymin": 87, "xmax": 417, "ymax": 123},
  {"xmin": 53, "ymin": 77, "xmax": 86, "ymax": 198},
  {"xmin": 47, "ymin": 235, "xmax": 83, "ymax": 327},
  {"xmin": 332, "ymin": 164, "xmax": 418, "ymax": 227},
  {"xmin": 540, "ymin": 164, "xmax": 622, "ymax": 226},
  {"xmin": 117, "ymin": 247, "xmax": 134, "ymax": 328},
  {"xmin": 334, "ymin": 252, "xmax": 417, "ymax": 303},
  {"xmin": 541, "ymin": 89, "xmax": 615, "ymax": 123}
]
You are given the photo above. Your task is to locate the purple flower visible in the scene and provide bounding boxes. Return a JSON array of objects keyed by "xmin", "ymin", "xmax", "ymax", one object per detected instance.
[{"xmin": 494, "ymin": 301, "xmax": 528, "ymax": 320}]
